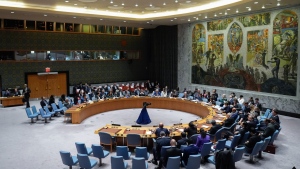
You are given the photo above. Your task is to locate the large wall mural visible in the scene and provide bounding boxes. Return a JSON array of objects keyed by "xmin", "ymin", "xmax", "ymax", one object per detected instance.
[
  {"xmin": 238, "ymin": 13, "xmax": 271, "ymax": 27},
  {"xmin": 191, "ymin": 10, "xmax": 298, "ymax": 96}
]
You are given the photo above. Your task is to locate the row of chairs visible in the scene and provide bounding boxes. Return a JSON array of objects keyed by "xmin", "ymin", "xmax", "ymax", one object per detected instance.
[{"xmin": 25, "ymin": 101, "xmax": 68, "ymax": 123}]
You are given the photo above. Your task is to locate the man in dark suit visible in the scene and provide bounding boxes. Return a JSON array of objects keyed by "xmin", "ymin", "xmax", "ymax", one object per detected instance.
[
  {"xmin": 152, "ymin": 131, "xmax": 171, "ymax": 165},
  {"xmin": 177, "ymin": 132, "xmax": 188, "ymax": 149},
  {"xmin": 182, "ymin": 139, "xmax": 199, "ymax": 166},
  {"xmin": 208, "ymin": 119, "xmax": 222, "ymax": 135},
  {"xmin": 221, "ymin": 102, "xmax": 232, "ymax": 114},
  {"xmin": 23, "ymin": 84, "xmax": 31, "ymax": 108},
  {"xmin": 156, "ymin": 139, "xmax": 182, "ymax": 169},
  {"xmin": 155, "ymin": 123, "xmax": 170, "ymax": 137},
  {"xmin": 245, "ymin": 128, "xmax": 261, "ymax": 153},
  {"xmin": 40, "ymin": 96, "xmax": 52, "ymax": 111},
  {"xmin": 223, "ymin": 113, "xmax": 235, "ymax": 127},
  {"xmin": 260, "ymin": 119, "xmax": 275, "ymax": 139}
]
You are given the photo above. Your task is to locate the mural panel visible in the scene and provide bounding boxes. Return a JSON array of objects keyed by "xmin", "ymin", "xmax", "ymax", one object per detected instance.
[
  {"xmin": 238, "ymin": 13, "xmax": 271, "ymax": 27},
  {"xmin": 191, "ymin": 10, "xmax": 298, "ymax": 96},
  {"xmin": 207, "ymin": 18, "xmax": 233, "ymax": 31}
]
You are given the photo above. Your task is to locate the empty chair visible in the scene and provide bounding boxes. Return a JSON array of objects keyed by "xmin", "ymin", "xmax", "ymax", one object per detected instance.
[
  {"xmin": 39, "ymin": 108, "xmax": 51, "ymax": 123},
  {"xmin": 25, "ymin": 108, "xmax": 38, "ymax": 123},
  {"xmin": 127, "ymin": 134, "xmax": 141, "ymax": 148},
  {"xmin": 59, "ymin": 151, "xmax": 78, "ymax": 169},
  {"xmin": 58, "ymin": 101, "xmax": 68, "ymax": 112},
  {"xmin": 99, "ymin": 132, "xmax": 116, "ymax": 152},
  {"xmin": 269, "ymin": 130, "xmax": 279, "ymax": 145},
  {"xmin": 135, "ymin": 147, "xmax": 150, "ymax": 160},
  {"xmin": 132, "ymin": 157, "xmax": 148, "ymax": 169},
  {"xmin": 212, "ymin": 138, "xmax": 226, "ymax": 152},
  {"xmin": 77, "ymin": 153, "xmax": 97, "ymax": 169},
  {"xmin": 225, "ymin": 134, "xmax": 241, "ymax": 150},
  {"xmin": 233, "ymin": 147, "xmax": 245, "ymax": 162},
  {"xmin": 182, "ymin": 154, "xmax": 201, "ymax": 169},
  {"xmin": 224, "ymin": 122, "xmax": 237, "ymax": 133},
  {"xmin": 111, "ymin": 156, "xmax": 128, "ymax": 169},
  {"xmin": 200, "ymin": 142, "xmax": 213, "ymax": 162},
  {"xmin": 238, "ymin": 132, "xmax": 250, "ymax": 146},
  {"xmin": 165, "ymin": 156, "xmax": 180, "ymax": 169},
  {"xmin": 246, "ymin": 141, "xmax": 264, "ymax": 162},
  {"xmin": 51, "ymin": 103, "xmax": 64, "ymax": 114},
  {"xmin": 91, "ymin": 144, "xmax": 109, "ymax": 166},
  {"xmin": 75, "ymin": 142, "xmax": 93, "ymax": 155},
  {"xmin": 116, "ymin": 146, "xmax": 131, "ymax": 160},
  {"xmin": 161, "ymin": 146, "xmax": 171, "ymax": 159},
  {"xmin": 31, "ymin": 105, "xmax": 40, "ymax": 115},
  {"xmin": 258, "ymin": 136, "xmax": 271, "ymax": 158},
  {"xmin": 44, "ymin": 106, "xmax": 55, "ymax": 118},
  {"xmin": 190, "ymin": 134, "xmax": 200, "ymax": 144}
]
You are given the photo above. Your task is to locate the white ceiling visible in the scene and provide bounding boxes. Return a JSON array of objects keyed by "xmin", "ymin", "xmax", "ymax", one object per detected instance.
[{"xmin": 0, "ymin": 0, "xmax": 299, "ymax": 28}]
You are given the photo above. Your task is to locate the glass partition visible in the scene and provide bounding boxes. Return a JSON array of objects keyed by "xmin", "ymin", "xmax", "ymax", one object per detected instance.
[
  {"xmin": 36, "ymin": 21, "xmax": 45, "ymax": 31},
  {"xmin": 127, "ymin": 27, "xmax": 133, "ymax": 35},
  {"xmin": 46, "ymin": 22, "xmax": 54, "ymax": 31},
  {"xmin": 74, "ymin": 24, "xmax": 80, "ymax": 32},
  {"xmin": 98, "ymin": 25, "xmax": 105, "ymax": 33},
  {"xmin": 56, "ymin": 22, "xmax": 64, "ymax": 31},
  {"xmin": 4, "ymin": 19, "xmax": 24, "ymax": 29},
  {"xmin": 65, "ymin": 23, "xmax": 73, "ymax": 32},
  {"xmin": 82, "ymin": 24, "xmax": 90, "ymax": 33},
  {"xmin": 26, "ymin": 20, "xmax": 35, "ymax": 30}
]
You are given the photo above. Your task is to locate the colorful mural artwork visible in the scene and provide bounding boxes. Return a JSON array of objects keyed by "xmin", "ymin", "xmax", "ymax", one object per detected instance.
[
  {"xmin": 192, "ymin": 24, "xmax": 206, "ymax": 64},
  {"xmin": 207, "ymin": 18, "xmax": 233, "ymax": 31},
  {"xmin": 238, "ymin": 13, "xmax": 271, "ymax": 27},
  {"xmin": 191, "ymin": 10, "xmax": 298, "ymax": 96}
]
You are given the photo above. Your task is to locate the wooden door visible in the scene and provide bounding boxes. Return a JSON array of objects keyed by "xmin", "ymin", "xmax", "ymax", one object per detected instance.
[{"xmin": 28, "ymin": 74, "xmax": 47, "ymax": 98}]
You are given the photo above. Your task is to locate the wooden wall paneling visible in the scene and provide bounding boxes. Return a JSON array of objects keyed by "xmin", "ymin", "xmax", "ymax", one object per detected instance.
[{"xmin": 56, "ymin": 73, "xmax": 67, "ymax": 96}]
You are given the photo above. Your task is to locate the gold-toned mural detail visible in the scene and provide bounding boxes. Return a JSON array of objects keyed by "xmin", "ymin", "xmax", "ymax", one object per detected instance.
[
  {"xmin": 227, "ymin": 22, "xmax": 243, "ymax": 54},
  {"xmin": 192, "ymin": 24, "xmax": 206, "ymax": 64},
  {"xmin": 238, "ymin": 13, "xmax": 271, "ymax": 27},
  {"xmin": 207, "ymin": 18, "xmax": 233, "ymax": 31}
]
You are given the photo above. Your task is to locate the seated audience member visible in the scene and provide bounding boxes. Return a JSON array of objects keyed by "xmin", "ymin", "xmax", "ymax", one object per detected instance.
[
  {"xmin": 223, "ymin": 113, "xmax": 235, "ymax": 127},
  {"xmin": 193, "ymin": 89, "xmax": 202, "ymax": 101},
  {"xmin": 239, "ymin": 102, "xmax": 251, "ymax": 121},
  {"xmin": 152, "ymin": 131, "xmax": 171, "ymax": 165},
  {"xmin": 232, "ymin": 99, "xmax": 242, "ymax": 110},
  {"xmin": 184, "ymin": 121, "xmax": 198, "ymax": 138},
  {"xmin": 220, "ymin": 94, "xmax": 227, "ymax": 106},
  {"xmin": 115, "ymin": 89, "xmax": 123, "ymax": 97},
  {"xmin": 134, "ymin": 87, "xmax": 141, "ymax": 96},
  {"xmin": 40, "ymin": 96, "xmax": 52, "ymax": 111},
  {"xmin": 270, "ymin": 108, "xmax": 280, "ymax": 125},
  {"xmin": 244, "ymin": 115, "xmax": 257, "ymax": 130},
  {"xmin": 64, "ymin": 98, "xmax": 72, "ymax": 109},
  {"xmin": 208, "ymin": 119, "xmax": 222, "ymax": 135},
  {"xmin": 230, "ymin": 108, "xmax": 239, "ymax": 121},
  {"xmin": 208, "ymin": 98, "xmax": 215, "ymax": 106},
  {"xmin": 144, "ymin": 88, "xmax": 150, "ymax": 96},
  {"xmin": 238, "ymin": 95, "xmax": 245, "ymax": 105},
  {"xmin": 4, "ymin": 89, "xmax": 10, "ymax": 97},
  {"xmin": 260, "ymin": 119, "xmax": 275, "ymax": 139},
  {"xmin": 123, "ymin": 89, "xmax": 131, "ymax": 98},
  {"xmin": 155, "ymin": 123, "xmax": 170, "ymax": 137},
  {"xmin": 254, "ymin": 98, "xmax": 262, "ymax": 110},
  {"xmin": 74, "ymin": 94, "xmax": 79, "ymax": 105},
  {"xmin": 152, "ymin": 89, "xmax": 161, "ymax": 97},
  {"xmin": 182, "ymin": 92, "xmax": 189, "ymax": 99},
  {"xmin": 160, "ymin": 88, "xmax": 168, "ymax": 97},
  {"xmin": 49, "ymin": 95, "xmax": 56, "ymax": 106},
  {"xmin": 156, "ymin": 139, "xmax": 182, "ymax": 169},
  {"xmin": 13, "ymin": 88, "xmax": 20, "ymax": 96},
  {"xmin": 59, "ymin": 94, "xmax": 66, "ymax": 103},
  {"xmin": 196, "ymin": 128, "xmax": 210, "ymax": 152},
  {"xmin": 177, "ymin": 132, "xmax": 188, "ymax": 149},
  {"xmin": 221, "ymin": 102, "xmax": 232, "ymax": 114},
  {"xmin": 170, "ymin": 89, "xmax": 179, "ymax": 97},
  {"xmin": 245, "ymin": 128, "xmax": 261, "ymax": 154},
  {"xmin": 139, "ymin": 89, "xmax": 146, "ymax": 96},
  {"xmin": 248, "ymin": 97, "xmax": 254, "ymax": 105},
  {"xmin": 182, "ymin": 139, "xmax": 199, "ymax": 166},
  {"xmin": 234, "ymin": 121, "xmax": 249, "ymax": 144}
]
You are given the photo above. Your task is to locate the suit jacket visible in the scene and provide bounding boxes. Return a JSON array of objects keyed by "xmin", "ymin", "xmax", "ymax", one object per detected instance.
[
  {"xmin": 164, "ymin": 147, "xmax": 182, "ymax": 167},
  {"xmin": 156, "ymin": 137, "xmax": 171, "ymax": 159},
  {"xmin": 221, "ymin": 106, "xmax": 232, "ymax": 114},
  {"xmin": 261, "ymin": 123, "xmax": 275, "ymax": 139},
  {"xmin": 245, "ymin": 135, "xmax": 261, "ymax": 153},
  {"xmin": 223, "ymin": 118, "xmax": 235, "ymax": 127},
  {"xmin": 184, "ymin": 127, "xmax": 197, "ymax": 138},
  {"xmin": 177, "ymin": 138, "xmax": 188, "ymax": 149},
  {"xmin": 23, "ymin": 87, "xmax": 31, "ymax": 98},
  {"xmin": 182, "ymin": 145, "xmax": 199, "ymax": 165},
  {"xmin": 209, "ymin": 124, "xmax": 222, "ymax": 135},
  {"xmin": 155, "ymin": 127, "xmax": 170, "ymax": 137},
  {"xmin": 215, "ymin": 150, "xmax": 235, "ymax": 169}
]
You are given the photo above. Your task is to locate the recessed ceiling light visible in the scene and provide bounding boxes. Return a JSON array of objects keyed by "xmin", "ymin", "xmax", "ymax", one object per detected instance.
[
  {"xmin": 147, "ymin": 22, "xmax": 149, "ymax": 23},
  {"xmin": 246, "ymin": 7, "xmax": 250, "ymax": 8},
  {"xmin": 277, "ymin": 2, "xmax": 280, "ymax": 6},
  {"xmin": 171, "ymin": 20, "xmax": 173, "ymax": 21},
  {"xmin": 151, "ymin": 20, "xmax": 154, "ymax": 22},
  {"xmin": 113, "ymin": 5, "xmax": 118, "ymax": 6},
  {"xmin": 163, "ymin": 2, "xmax": 166, "ymax": 5},
  {"xmin": 227, "ymin": 8, "xmax": 230, "ymax": 10},
  {"xmin": 122, "ymin": 3, "xmax": 124, "ymax": 5},
  {"xmin": 277, "ymin": 0, "xmax": 281, "ymax": 1},
  {"xmin": 123, "ymin": 21, "xmax": 126, "ymax": 22},
  {"xmin": 198, "ymin": 14, "xmax": 201, "ymax": 16},
  {"xmin": 205, "ymin": 16, "xmax": 207, "ymax": 18},
  {"xmin": 11, "ymin": 11, "xmax": 14, "ymax": 13},
  {"xmin": 254, "ymin": 2, "xmax": 258, "ymax": 4},
  {"xmin": 214, "ymin": 14, "xmax": 217, "ymax": 17},
  {"xmin": 110, "ymin": 0, "xmax": 113, "ymax": 4},
  {"xmin": 262, "ymin": 5, "xmax": 265, "ymax": 8},
  {"xmin": 44, "ymin": 14, "xmax": 47, "ymax": 16},
  {"xmin": 236, "ymin": 10, "xmax": 239, "ymax": 13},
  {"xmin": 196, "ymin": 18, "xmax": 198, "ymax": 20},
  {"xmin": 225, "ymin": 12, "xmax": 227, "ymax": 15},
  {"xmin": 74, "ymin": 4, "xmax": 77, "ymax": 5},
  {"xmin": 73, "ymin": 17, "xmax": 76, "ymax": 18},
  {"xmin": 135, "ymin": 4, "xmax": 138, "ymax": 7},
  {"xmin": 188, "ymin": 18, "xmax": 190, "ymax": 21},
  {"xmin": 248, "ymin": 8, "xmax": 251, "ymax": 11},
  {"xmin": 219, "ymin": 12, "xmax": 222, "ymax": 14},
  {"xmin": 100, "ymin": 19, "xmax": 103, "ymax": 20},
  {"xmin": 142, "ymin": 11, "xmax": 144, "ymax": 13},
  {"xmin": 193, "ymin": 16, "xmax": 196, "ymax": 18},
  {"xmin": 150, "ymin": 4, "xmax": 152, "ymax": 6},
  {"xmin": 65, "ymin": 1, "xmax": 69, "ymax": 2},
  {"xmin": 174, "ymin": 18, "xmax": 177, "ymax": 19},
  {"xmin": 186, "ymin": 1, "xmax": 191, "ymax": 3},
  {"xmin": 175, "ymin": 0, "xmax": 178, "ymax": 3}
]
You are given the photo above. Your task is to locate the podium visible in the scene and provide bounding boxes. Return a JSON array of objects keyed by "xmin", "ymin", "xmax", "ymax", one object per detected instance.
[{"xmin": 136, "ymin": 107, "xmax": 151, "ymax": 124}]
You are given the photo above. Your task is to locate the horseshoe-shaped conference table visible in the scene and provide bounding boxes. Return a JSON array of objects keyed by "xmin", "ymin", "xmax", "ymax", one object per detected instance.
[{"xmin": 65, "ymin": 97, "xmax": 226, "ymax": 145}]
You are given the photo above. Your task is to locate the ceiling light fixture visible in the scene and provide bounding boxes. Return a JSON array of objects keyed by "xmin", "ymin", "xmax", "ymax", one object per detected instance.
[
  {"xmin": 219, "ymin": 12, "xmax": 222, "ymax": 14},
  {"xmin": 122, "ymin": 3, "xmax": 124, "ymax": 5},
  {"xmin": 73, "ymin": 16, "xmax": 76, "ymax": 18},
  {"xmin": 100, "ymin": 19, "xmax": 103, "ymax": 20},
  {"xmin": 150, "ymin": 4, "xmax": 152, "ymax": 6},
  {"xmin": 214, "ymin": 13, "xmax": 217, "ymax": 17},
  {"xmin": 236, "ymin": 9, "xmax": 239, "ymax": 13},
  {"xmin": 110, "ymin": 0, "xmax": 113, "ymax": 4},
  {"xmin": 174, "ymin": 18, "xmax": 177, "ymax": 19},
  {"xmin": 74, "ymin": 4, "xmax": 77, "ymax": 5},
  {"xmin": 262, "ymin": 5, "xmax": 265, "ymax": 8},
  {"xmin": 225, "ymin": 11, "xmax": 227, "ymax": 15},
  {"xmin": 163, "ymin": 2, "xmax": 166, "ymax": 5},
  {"xmin": 188, "ymin": 18, "xmax": 190, "ymax": 21},
  {"xmin": 277, "ymin": 2, "xmax": 280, "ymax": 6},
  {"xmin": 171, "ymin": 20, "xmax": 173, "ymax": 21},
  {"xmin": 254, "ymin": 2, "xmax": 258, "ymax": 4},
  {"xmin": 196, "ymin": 17, "xmax": 198, "ymax": 20},
  {"xmin": 123, "ymin": 21, "xmax": 126, "ymax": 22},
  {"xmin": 65, "ymin": 1, "xmax": 69, "ymax": 2},
  {"xmin": 44, "ymin": 14, "xmax": 47, "ymax": 16},
  {"xmin": 11, "ymin": 11, "xmax": 14, "ymax": 13},
  {"xmin": 175, "ymin": 0, "xmax": 178, "ymax": 3},
  {"xmin": 227, "ymin": 8, "xmax": 230, "ymax": 10},
  {"xmin": 205, "ymin": 16, "xmax": 207, "ymax": 18},
  {"xmin": 248, "ymin": 8, "xmax": 251, "ymax": 11},
  {"xmin": 135, "ymin": 4, "xmax": 138, "ymax": 7},
  {"xmin": 147, "ymin": 22, "xmax": 149, "ymax": 23}
]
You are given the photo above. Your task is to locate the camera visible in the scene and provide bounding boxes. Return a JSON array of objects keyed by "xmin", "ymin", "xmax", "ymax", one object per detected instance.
[{"xmin": 143, "ymin": 102, "xmax": 151, "ymax": 107}]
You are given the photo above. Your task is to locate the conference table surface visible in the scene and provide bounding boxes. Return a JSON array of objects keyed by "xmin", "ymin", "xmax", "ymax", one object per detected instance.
[
  {"xmin": 65, "ymin": 97, "xmax": 226, "ymax": 138},
  {"xmin": 0, "ymin": 96, "xmax": 24, "ymax": 107}
]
